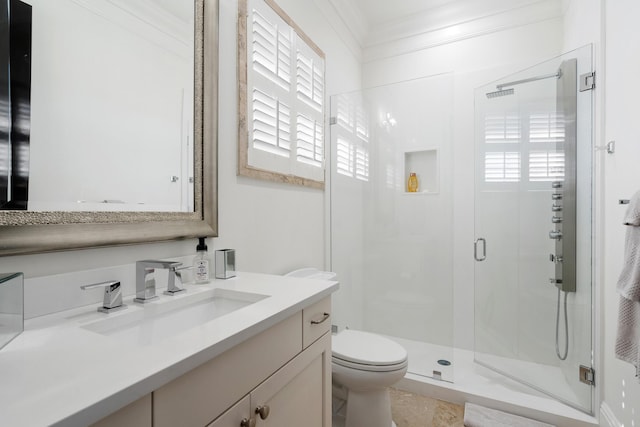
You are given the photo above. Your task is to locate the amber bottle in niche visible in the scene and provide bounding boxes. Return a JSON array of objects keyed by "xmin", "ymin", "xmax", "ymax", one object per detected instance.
[{"xmin": 407, "ymin": 172, "xmax": 419, "ymax": 192}]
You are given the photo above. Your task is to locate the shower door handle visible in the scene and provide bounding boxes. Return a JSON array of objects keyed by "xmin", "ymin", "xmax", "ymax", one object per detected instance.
[{"xmin": 474, "ymin": 238, "xmax": 487, "ymax": 261}]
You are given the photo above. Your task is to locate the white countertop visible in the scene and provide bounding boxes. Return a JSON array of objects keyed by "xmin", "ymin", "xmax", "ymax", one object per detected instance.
[{"xmin": 0, "ymin": 272, "xmax": 338, "ymax": 427}]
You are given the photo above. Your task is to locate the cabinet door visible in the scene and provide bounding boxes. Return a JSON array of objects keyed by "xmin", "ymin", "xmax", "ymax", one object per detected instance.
[
  {"xmin": 154, "ymin": 312, "xmax": 302, "ymax": 427},
  {"xmin": 251, "ymin": 332, "xmax": 331, "ymax": 427},
  {"xmin": 207, "ymin": 395, "xmax": 252, "ymax": 427}
]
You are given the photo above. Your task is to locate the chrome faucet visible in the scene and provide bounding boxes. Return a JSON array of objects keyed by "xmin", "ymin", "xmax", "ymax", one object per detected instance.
[{"xmin": 135, "ymin": 260, "xmax": 182, "ymax": 303}]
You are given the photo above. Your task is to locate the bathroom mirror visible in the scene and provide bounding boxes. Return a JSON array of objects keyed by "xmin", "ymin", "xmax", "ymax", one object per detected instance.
[{"xmin": 0, "ymin": 0, "xmax": 218, "ymax": 256}]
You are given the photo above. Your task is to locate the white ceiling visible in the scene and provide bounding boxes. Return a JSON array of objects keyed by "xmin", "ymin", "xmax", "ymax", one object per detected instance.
[
  {"xmin": 329, "ymin": 0, "xmax": 563, "ymax": 59},
  {"xmin": 151, "ymin": 0, "xmax": 193, "ymax": 24},
  {"xmin": 348, "ymin": 0, "xmax": 461, "ymax": 28}
]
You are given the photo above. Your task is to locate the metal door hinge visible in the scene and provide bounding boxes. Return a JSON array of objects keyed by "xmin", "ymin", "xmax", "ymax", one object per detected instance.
[
  {"xmin": 579, "ymin": 72, "xmax": 595, "ymax": 92},
  {"xmin": 330, "ymin": 116, "xmax": 337, "ymax": 125},
  {"xmin": 579, "ymin": 365, "xmax": 595, "ymax": 386}
]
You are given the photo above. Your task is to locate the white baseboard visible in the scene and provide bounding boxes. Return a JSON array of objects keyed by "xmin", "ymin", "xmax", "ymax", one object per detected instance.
[{"xmin": 599, "ymin": 402, "xmax": 621, "ymax": 427}]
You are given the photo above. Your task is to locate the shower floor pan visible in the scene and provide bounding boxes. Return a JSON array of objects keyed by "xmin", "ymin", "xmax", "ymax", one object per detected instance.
[{"xmin": 387, "ymin": 337, "xmax": 598, "ymax": 427}]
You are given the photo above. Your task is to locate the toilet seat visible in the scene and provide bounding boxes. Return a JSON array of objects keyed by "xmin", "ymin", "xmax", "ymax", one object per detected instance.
[
  {"xmin": 332, "ymin": 330, "xmax": 408, "ymax": 372},
  {"xmin": 332, "ymin": 356, "xmax": 408, "ymax": 372}
]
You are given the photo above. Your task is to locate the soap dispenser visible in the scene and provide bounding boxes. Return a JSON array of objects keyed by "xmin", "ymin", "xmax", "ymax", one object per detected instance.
[
  {"xmin": 407, "ymin": 172, "xmax": 419, "ymax": 192},
  {"xmin": 193, "ymin": 237, "xmax": 211, "ymax": 284}
]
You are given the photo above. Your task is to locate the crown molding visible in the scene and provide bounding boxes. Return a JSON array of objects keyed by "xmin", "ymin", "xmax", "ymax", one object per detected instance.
[
  {"xmin": 326, "ymin": 0, "xmax": 368, "ymax": 46},
  {"xmin": 361, "ymin": 0, "xmax": 563, "ymax": 62},
  {"xmin": 312, "ymin": 0, "xmax": 364, "ymax": 61}
]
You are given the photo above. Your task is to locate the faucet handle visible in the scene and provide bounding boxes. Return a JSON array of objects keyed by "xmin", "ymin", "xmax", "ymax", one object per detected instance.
[
  {"xmin": 137, "ymin": 260, "xmax": 182, "ymax": 270},
  {"xmin": 164, "ymin": 266, "xmax": 191, "ymax": 296},
  {"xmin": 81, "ymin": 281, "xmax": 127, "ymax": 313}
]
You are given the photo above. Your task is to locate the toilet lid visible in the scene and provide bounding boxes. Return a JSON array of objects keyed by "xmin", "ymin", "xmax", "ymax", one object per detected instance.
[{"xmin": 332, "ymin": 329, "xmax": 407, "ymax": 366}]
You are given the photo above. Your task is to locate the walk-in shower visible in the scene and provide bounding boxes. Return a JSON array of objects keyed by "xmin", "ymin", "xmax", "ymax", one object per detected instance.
[{"xmin": 329, "ymin": 45, "xmax": 595, "ymax": 421}]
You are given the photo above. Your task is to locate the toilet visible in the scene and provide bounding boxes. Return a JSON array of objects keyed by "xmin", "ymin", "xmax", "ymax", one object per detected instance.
[
  {"xmin": 332, "ymin": 329, "xmax": 408, "ymax": 427},
  {"xmin": 285, "ymin": 268, "xmax": 409, "ymax": 427}
]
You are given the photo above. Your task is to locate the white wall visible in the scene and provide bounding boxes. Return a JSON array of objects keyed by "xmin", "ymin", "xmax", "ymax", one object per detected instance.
[
  {"xmin": 0, "ymin": 0, "xmax": 360, "ymax": 318},
  {"xmin": 602, "ymin": 1, "xmax": 640, "ymax": 425}
]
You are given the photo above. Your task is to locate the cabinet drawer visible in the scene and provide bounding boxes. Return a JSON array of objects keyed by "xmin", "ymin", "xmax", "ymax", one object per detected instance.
[
  {"xmin": 153, "ymin": 312, "xmax": 302, "ymax": 427},
  {"xmin": 302, "ymin": 297, "xmax": 331, "ymax": 348}
]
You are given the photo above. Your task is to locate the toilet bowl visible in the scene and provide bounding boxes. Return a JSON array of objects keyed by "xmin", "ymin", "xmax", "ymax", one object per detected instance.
[
  {"xmin": 332, "ymin": 329, "xmax": 408, "ymax": 427},
  {"xmin": 284, "ymin": 268, "xmax": 408, "ymax": 427}
]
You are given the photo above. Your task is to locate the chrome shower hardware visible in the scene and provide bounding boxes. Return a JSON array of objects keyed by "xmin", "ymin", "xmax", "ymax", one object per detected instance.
[
  {"xmin": 549, "ymin": 254, "xmax": 563, "ymax": 263},
  {"xmin": 549, "ymin": 231, "xmax": 562, "ymax": 240},
  {"xmin": 486, "ymin": 70, "xmax": 561, "ymax": 98},
  {"xmin": 474, "ymin": 238, "xmax": 486, "ymax": 261}
]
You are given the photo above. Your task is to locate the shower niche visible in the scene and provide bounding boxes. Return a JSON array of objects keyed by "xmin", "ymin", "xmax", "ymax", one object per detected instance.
[{"xmin": 404, "ymin": 149, "xmax": 439, "ymax": 194}]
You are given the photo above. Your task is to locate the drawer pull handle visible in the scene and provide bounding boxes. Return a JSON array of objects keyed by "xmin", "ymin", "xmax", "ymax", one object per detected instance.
[
  {"xmin": 310, "ymin": 312, "xmax": 330, "ymax": 325},
  {"xmin": 240, "ymin": 418, "xmax": 256, "ymax": 427},
  {"xmin": 256, "ymin": 405, "xmax": 270, "ymax": 420}
]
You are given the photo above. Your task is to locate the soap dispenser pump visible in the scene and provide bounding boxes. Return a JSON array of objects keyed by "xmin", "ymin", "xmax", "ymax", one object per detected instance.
[{"xmin": 193, "ymin": 237, "xmax": 211, "ymax": 284}]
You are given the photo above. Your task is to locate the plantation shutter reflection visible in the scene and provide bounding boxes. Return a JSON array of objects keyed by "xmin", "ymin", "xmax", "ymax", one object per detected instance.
[
  {"xmin": 355, "ymin": 147, "xmax": 369, "ymax": 181},
  {"xmin": 484, "ymin": 152, "xmax": 521, "ymax": 182},
  {"xmin": 529, "ymin": 150, "xmax": 565, "ymax": 182},
  {"xmin": 485, "ymin": 113, "xmax": 520, "ymax": 143},
  {"xmin": 482, "ymin": 109, "xmax": 565, "ymax": 185},
  {"xmin": 336, "ymin": 137, "xmax": 353, "ymax": 177},
  {"xmin": 529, "ymin": 112, "xmax": 565, "ymax": 143},
  {"xmin": 333, "ymin": 93, "xmax": 369, "ymax": 182}
]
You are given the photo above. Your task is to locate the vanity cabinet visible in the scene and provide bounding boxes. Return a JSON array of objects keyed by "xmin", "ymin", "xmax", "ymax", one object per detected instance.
[
  {"xmin": 92, "ymin": 298, "xmax": 332, "ymax": 427},
  {"xmin": 154, "ymin": 296, "xmax": 332, "ymax": 427}
]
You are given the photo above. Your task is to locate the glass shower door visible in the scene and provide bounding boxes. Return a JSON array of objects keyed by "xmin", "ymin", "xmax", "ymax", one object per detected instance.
[
  {"xmin": 330, "ymin": 73, "xmax": 455, "ymax": 382},
  {"xmin": 473, "ymin": 45, "xmax": 594, "ymax": 413}
]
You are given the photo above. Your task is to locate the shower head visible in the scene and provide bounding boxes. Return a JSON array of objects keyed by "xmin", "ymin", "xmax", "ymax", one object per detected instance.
[
  {"xmin": 486, "ymin": 88, "xmax": 514, "ymax": 99},
  {"xmin": 486, "ymin": 69, "xmax": 562, "ymax": 99}
]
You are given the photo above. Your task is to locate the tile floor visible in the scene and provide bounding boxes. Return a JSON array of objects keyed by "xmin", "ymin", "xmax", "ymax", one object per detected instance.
[{"xmin": 389, "ymin": 388, "xmax": 465, "ymax": 427}]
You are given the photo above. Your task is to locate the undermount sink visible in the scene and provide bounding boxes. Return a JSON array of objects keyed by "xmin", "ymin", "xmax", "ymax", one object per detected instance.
[{"xmin": 81, "ymin": 288, "xmax": 269, "ymax": 346}]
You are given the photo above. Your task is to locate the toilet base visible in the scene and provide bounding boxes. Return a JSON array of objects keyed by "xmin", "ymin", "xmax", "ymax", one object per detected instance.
[{"xmin": 344, "ymin": 388, "xmax": 393, "ymax": 427}]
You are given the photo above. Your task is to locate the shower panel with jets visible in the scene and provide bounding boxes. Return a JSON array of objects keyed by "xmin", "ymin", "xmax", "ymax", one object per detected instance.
[{"xmin": 473, "ymin": 45, "xmax": 594, "ymax": 414}]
